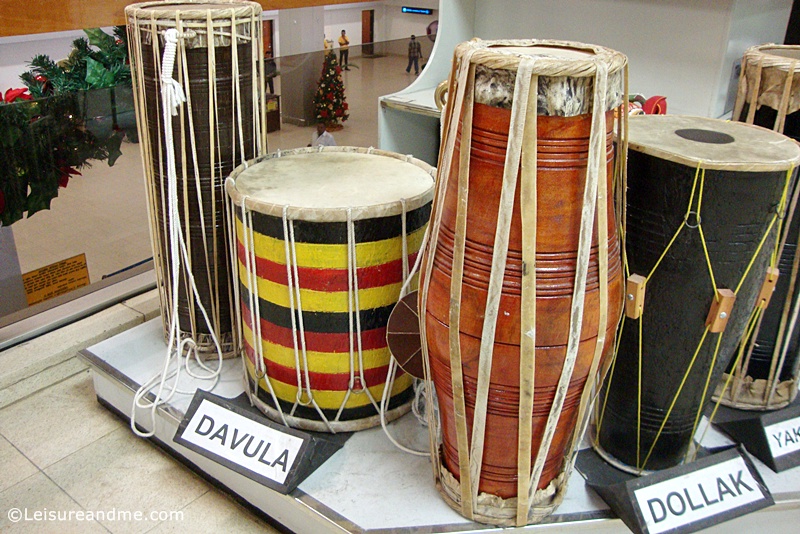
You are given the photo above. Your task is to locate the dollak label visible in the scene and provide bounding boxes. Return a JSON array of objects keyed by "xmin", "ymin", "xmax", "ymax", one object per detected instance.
[
  {"xmin": 174, "ymin": 392, "xmax": 308, "ymax": 492},
  {"xmin": 633, "ymin": 455, "xmax": 766, "ymax": 534},
  {"xmin": 765, "ymin": 415, "xmax": 800, "ymax": 459}
]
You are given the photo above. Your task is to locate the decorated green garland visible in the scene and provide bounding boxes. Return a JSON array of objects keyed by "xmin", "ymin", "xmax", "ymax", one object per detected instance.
[{"xmin": 0, "ymin": 27, "xmax": 133, "ymax": 226}]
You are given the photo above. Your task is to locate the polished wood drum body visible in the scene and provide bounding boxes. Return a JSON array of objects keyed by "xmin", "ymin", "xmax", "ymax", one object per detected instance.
[
  {"xmin": 419, "ymin": 39, "xmax": 627, "ymax": 526},
  {"xmin": 226, "ymin": 147, "xmax": 434, "ymax": 432},
  {"xmin": 127, "ymin": 1, "xmax": 265, "ymax": 358}
]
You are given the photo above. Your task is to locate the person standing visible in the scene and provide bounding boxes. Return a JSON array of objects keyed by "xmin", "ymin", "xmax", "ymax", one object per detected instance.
[
  {"xmin": 338, "ymin": 29, "xmax": 350, "ymax": 70},
  {"xmin": 406, "ymin": 34, "xmax": 422, "ymax": 75},
  {"xmin": 309, "ymin": 122, "xmax": 336, "ymax": 147},
  {"xmin": 265, "ymin": 50, "xmax": 277, "ymax": 94}
]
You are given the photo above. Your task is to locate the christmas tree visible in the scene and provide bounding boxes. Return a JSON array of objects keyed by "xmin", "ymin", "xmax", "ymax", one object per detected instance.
[{"xmin": 313, "ymin": 52, "xmax": 349, "ymax": 128}]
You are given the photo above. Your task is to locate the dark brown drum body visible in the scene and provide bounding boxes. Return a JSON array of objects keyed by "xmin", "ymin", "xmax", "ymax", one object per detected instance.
[
  {"xmin": 596, "ymin": 115, "xmax": 800, "ymax": 473},
  {"xmin": 127, "ymin": 1, "xmax": 265, "ymax": 357},
  {"xmin": 419, "ymin": 39, "xmax": 627, "ymax": 526}
]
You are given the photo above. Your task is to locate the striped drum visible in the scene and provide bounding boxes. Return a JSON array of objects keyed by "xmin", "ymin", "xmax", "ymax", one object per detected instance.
[{"xmin": 226, "ymin": 147, "xmax": 434, "ymax": 432}]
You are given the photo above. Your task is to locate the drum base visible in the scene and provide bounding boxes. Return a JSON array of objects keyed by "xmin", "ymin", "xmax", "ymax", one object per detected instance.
[
  {"xmin": 712, "ymin": 373, "xmax": 798, "ymax": 411},
  {"xmin": 590, "ymin": 430, "xmax": 700, "ymax": 477},
  {"xmin": 245, "ymin": 383, "xmax": 413, "ymax": 433},
  {"xmin": 435, "ymin": 452, "xmax": 566, "ymax": 527},
  {"xmin": 165, "ymin": 330, "xmax": 239, "ymax": 360}
]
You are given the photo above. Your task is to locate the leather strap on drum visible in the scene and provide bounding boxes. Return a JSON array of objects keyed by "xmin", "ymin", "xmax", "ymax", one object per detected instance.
[
  {"xmin": 516, "ymin": 62, "xmax": 539, "ymax": 524},
  {"xmin": 419, "ymin": 46, "xmax": 478, "ymax": 516}
]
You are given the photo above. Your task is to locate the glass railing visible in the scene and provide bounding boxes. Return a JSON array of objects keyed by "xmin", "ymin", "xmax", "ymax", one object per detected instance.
[{"xmin": 0, "ymin": 34, "xmax": 434, "ymax": 346}]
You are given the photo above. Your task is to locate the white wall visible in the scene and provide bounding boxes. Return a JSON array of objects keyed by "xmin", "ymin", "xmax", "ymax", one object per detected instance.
[
  {"xmin": 473, "ymin": 0, "xmax": 794, "ymax": 117},
  {"xmin": 382, "ymin": 0, "xmax": 439, "ymax": 42}
]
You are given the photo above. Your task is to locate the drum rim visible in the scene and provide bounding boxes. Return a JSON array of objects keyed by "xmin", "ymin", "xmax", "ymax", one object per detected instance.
[
  {"xmin": 225, "ymin": 146, "xmax": 436, "ymax": 222},
  {"xmin": 744, "ymin": 43, "xmax": 800, "ymax": 68},
  {"xmin": 455, "ymin": 38, "xmax": 628, "ymax": 77},
  {"xmin": 125, "ymin": 0, "xmax": 262, "ymax": 21},
  {"xmin": 626, "ymin": 114, "xmax": 800, "ymax": 171}
]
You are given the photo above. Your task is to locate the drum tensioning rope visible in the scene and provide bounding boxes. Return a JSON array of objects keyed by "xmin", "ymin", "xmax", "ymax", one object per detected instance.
[
  {"xmin": 595, "ymin": 162, "xmax": 794, "ymax": 472},
  {"xmin": 131, "ymin": 28, "xmax": 226, "ymax": 438}
]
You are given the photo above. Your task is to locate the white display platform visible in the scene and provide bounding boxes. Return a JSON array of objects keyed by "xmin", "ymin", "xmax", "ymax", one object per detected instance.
[{"xmin": 81, "ymin": 318, "xmax": 800, "ymax": 533}]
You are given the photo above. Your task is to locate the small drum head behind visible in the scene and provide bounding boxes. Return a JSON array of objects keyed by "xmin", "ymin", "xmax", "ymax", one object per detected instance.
[
  {"xmin": 627, "ymin": 115, "xmax": 800, "ymax": 171},
  {"xmin": 386, "ymin": 291, "xmax": 424, "ymax": 379},
  {"xmin": 756, "ymin": 45, "xmax": 800, "ymax": 62}
]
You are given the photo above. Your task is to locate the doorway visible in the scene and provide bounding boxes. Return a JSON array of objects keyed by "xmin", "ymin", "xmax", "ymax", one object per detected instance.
[{"xmin": 362, "ymin": 10, "xmax": 374, "ymax": 56}]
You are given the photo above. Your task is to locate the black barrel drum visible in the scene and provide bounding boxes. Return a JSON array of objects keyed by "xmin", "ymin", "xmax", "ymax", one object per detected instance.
[
  {"xmin": 596, "ymin": 115, "xmax": 800, "ymax": 473},
  {"xmin": 126, "ymin": 1, "xmax": 266, "ymax": 357}
]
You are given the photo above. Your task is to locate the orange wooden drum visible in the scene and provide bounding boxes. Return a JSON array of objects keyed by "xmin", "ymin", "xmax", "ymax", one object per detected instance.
[{"xmin": 419, "ymin": 39, "xmax": 627, "ymax": 526}]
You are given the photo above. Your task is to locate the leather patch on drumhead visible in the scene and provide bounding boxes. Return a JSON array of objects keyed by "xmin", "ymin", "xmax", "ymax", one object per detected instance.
[
  {"xmin": 675, "ymin": 128, "xmax": 735, "ymax": 144},
  {"xmin": 386, "ymin": 291, "xmax": 424, "ymax": 379}
]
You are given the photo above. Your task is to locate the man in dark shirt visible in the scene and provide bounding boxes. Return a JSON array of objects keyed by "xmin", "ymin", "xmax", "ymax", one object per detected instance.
[{"xmin": 406, "ymin": 35, "xmax": 422, "ymax": 75}]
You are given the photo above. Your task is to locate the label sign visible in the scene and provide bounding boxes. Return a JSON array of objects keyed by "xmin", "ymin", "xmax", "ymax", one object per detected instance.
[
  {"xmin": 633, "ymin": 453, "xmax": 769, "ymax": 534},
  {"xmin": 174, "ymin": 391, "xmax": 309, "ymax": 492},
  {"xmin": 765, "ymin": 415, "xmax": 800, "ymax": 459},
  {"xmin": 23, "ymin": 253, "xmax": 89, "ymax": 306},
  {"xmin": 401, "ymin": 6, "xmax": 433, "ymax": 14}
]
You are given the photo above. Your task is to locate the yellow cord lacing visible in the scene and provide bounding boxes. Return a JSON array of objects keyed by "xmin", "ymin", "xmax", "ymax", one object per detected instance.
[{"xmin": 595, "ymin": 162, "xmax": 793, "ymax": 472}]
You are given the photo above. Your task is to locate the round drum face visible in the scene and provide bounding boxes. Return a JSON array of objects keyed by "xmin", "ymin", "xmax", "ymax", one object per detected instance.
[
  {"xmin": 140, "ymin": 2, "xmax": 241, "ymax": 12},
  {"xmin": 759, "ymin": 45, "xmax": 800, "ymax": 61},
  {"xmin": 231, "ymin": 152, "xmax": 434, "ymax": 212},
  {"xmin": 627, "ymin": 115, "xmax": 800, "ymax": 171},
  {"xmin": 490, "ymin": 45, "xmax": 593, "ymax": 60}
]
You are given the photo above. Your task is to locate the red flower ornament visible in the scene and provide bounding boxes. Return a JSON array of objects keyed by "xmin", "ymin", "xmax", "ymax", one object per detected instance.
[{"xmin": 2, "ymin": 88, "xmax": 32, "ymax": 104}]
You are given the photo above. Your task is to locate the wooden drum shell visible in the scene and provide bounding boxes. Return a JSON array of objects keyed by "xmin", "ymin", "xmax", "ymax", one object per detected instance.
[
  {"xmin": 127, "ymin": 0, "xmax": 265, "ymax": 358},
  {"xmin": 424, "ymin": 105, "xmax": 623, "ymax": 499},
  {"xmin": 419, "ymin": 39, "xmax": 627, "ymax": 527}
]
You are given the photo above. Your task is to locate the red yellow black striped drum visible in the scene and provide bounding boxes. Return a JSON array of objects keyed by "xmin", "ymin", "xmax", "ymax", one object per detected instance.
[{"xmin": 225, "ymin": 147, "xmax": 435, "ymax": 432}]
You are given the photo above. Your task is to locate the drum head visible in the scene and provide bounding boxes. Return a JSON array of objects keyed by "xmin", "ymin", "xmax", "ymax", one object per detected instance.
[
  {"xmin": 627, "ymin": 115, "xmax": 800, "ymax": 171},
  {"xmin": 227, "ymin": 148, "xmax": 435, "ymax": 221},
  {"xmin": 756, "ymin": 45, "xmax": 800, "ymax": 62},
  {"xmin": 489, "ymin": 45, "xmax": 594, "ymax": 61}
]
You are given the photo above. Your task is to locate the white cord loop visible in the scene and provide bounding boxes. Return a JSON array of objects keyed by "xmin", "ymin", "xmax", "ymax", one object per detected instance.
[
  {"xmin": 160, "ymin": 29, "xmax": 186, "ymax": 116},
  {"xmin": 131, "ymin": 28, "xmax": 224, "ymax": 438}
]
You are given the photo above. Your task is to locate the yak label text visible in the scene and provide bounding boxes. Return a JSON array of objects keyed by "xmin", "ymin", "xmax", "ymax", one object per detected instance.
[{"xmin": 765, "ymin": 415, "xmax": 800, "ymax": 459}]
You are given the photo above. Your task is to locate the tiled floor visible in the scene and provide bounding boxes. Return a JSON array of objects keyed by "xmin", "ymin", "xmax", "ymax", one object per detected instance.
[
  {"xmin": 0, "ymin": 52, "xmax": 420, "ymax": 534},
  {"xmin": 0, "ymin": 370, "xmax": 274, "ymax": 533}
]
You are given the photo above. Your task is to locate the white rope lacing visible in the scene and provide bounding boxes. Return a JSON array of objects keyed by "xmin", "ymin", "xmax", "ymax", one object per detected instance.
[
  {"xmin": 380, "ymin": 198, "xmax": 430, "ymax": 456},
  {"xmin": 131, "ymin": 28, "xmax": 224, "ymax": 438}
]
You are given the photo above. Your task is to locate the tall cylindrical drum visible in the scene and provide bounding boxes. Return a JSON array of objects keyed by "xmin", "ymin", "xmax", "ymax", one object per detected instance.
[
  {"xmin": 713, "ymin": 198, "xmax": 800, "ymax": 410},
  {"xmin": 596, "ymin": 115, "xmax": 800, "ymax": 473},
  {"xmin": 127, "ymin": 1, "xmax": 265, "ymax": 358},
  {"xmin": 733, "ymin": 44, "xmax": 800, "ymax": 140},
  {"xmin": 419, "ymin": 39, "xmax": 627, "ymax": 526},
  {"xmin": 226, "ymin": 147, "xmax": 435, "ymax": 432},
  {"xmin": 721, "ymin": 43, "xmax": 800, "ymax": 410}
]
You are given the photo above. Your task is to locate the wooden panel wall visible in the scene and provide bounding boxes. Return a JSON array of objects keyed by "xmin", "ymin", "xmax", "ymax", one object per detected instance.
[{"xmin": 0, "ymin": 0, "xmax": 370, "ymax": 37}]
